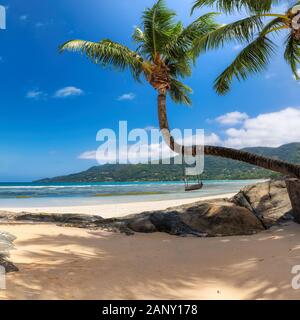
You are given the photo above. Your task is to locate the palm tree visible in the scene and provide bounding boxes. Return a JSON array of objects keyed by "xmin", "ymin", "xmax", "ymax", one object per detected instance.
[
  {"xmin": 60, "ymin": 0, "xmax": 300, "ymax": 179},
  {"xmin": 192, "ymin": 0, "xmax": 300, "ymax": 93}
]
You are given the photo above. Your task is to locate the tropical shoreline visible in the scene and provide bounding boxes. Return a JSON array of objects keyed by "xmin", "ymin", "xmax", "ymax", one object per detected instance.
[
  {"xmin": 2, "ymin": 0, "xmax": 300, "ymax": 303},
  {"xmin": 0, "ymin": 179, "xmax": 299, "ymax": 300},
  {"xmin": 0, "ymin": 179, "xmax": 264, "ymax": 217},
  {"xmin": 0, "ymin": 192, "xmax": 236, "ymax": 217}
]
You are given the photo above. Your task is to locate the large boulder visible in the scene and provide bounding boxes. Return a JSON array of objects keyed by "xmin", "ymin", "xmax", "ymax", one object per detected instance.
[
  {"xmin": 231, "ymin": 179, "xmax": 293, "ymax": 228},
  {"xmin": 125, "ymin": 200, "xmax": 265, "ymax": 237}
]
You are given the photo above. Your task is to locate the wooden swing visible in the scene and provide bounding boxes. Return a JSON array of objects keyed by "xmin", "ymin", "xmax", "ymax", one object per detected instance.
[
  {"xmin": 183, "ymin": 175, "xmax": 203, "ymax": 192},
  {"xmin": 181, "ymin": 147, "xmax": 203, "ymax": 192}
]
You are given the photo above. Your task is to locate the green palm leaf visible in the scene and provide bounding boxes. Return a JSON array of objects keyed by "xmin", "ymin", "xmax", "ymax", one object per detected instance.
[
  {"xmin": 191, "ymin": 0, "xmax": 279, "ymax": 14},
  {"xmin": 169, "ymin": 79, "xmax": 193, "ymax": 105},
  {"xmin": 142, "ymin": 0, "xmax": 177, "ymax": 56},
  {"xmin": 284, "ymin": 34, "xmax": 300, "ymax": 80},
  {"xmin": 193, "ymin": 15, "xmax": 263, "ymax": 55},
  {"xmin": 260, "ymin": 17, "xmax": 289, "ymax": 36},
  {"xmin": 165, "ymin": 12, "xmax": 220, "ymax": 60},
  {"xmin": 192, "ymin": 1, "xmax": 299, "ymax": 94},
  {"xmin": 60, "ymin": 39, "xmax": 145, "ymax": 80},
  {"xmin": 214, "ymin": 36, "xmax": 276, "ymax": 94},
  {"xmin": 59, "ymin": 0, "xmax": 220, "ymax": 105}
]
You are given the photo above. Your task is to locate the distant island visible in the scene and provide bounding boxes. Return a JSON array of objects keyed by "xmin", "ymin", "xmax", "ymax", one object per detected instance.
[{"xmin": 35, "ymin": 143, "xmax": 300, "ymax": 183}]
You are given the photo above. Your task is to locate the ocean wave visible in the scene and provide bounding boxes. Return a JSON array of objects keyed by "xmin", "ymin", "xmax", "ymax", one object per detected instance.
[
  {"xmin": 0, "ymin": 185, "xmax": 116, "ymax": 189},
  {"xmin": 0, "ymin": 180, "xmax": 261, "ymax": 200}
]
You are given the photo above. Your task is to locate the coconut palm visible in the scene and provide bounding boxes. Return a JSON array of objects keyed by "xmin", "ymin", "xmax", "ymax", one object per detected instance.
[
  {"xmin": 60, "ymin": 0, "xmax": 300, "ymax": 178},
  {"xmin": 192, "ymin": 0, "xmax": 300, "ymax": 93}
]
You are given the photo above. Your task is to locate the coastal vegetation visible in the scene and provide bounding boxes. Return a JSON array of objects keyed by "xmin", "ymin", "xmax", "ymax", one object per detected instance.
[
  {"xmin": 36, "ymin": 143, "xmax": 300, "ymax": 182},
  {"xmin": 192, "ymin": 0, "xmax": 300, "ymax": 93}
]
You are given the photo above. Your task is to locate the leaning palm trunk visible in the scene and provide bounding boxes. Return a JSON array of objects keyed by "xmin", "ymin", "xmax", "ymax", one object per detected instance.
[
  {"xmin": 158, "ymin": 90, "xmax": 300, "ymax": 179},
  {"xmin": 60, "ymin": 0, "xmax": 300, "ymax": 222}
]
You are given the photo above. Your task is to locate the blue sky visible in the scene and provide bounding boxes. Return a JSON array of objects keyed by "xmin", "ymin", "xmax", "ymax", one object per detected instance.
[{"xmin": 0, "ymin": 0, "xmax": 299, "ymax": 181}]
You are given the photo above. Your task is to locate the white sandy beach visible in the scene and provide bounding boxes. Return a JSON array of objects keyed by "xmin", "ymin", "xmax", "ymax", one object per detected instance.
[
  {"xmin": 1, "ymin": 193, "xmax": 236, "ymax": 218},
  {"xmin": 0, "ymin": 221, "xmax": 300, "ymax": 300},
  {"xmin": 1, "ymin": 192, "xmax": 300, "ymax": 300}
]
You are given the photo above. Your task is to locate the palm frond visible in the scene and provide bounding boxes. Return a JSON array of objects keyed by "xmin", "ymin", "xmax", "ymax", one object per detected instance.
[
  {"xmin": 59, "ymin": 39, "xmax": 145, "ymax": 80},
  {"xmin": 193, "ymin": 15, "xmax": 263, "ymax": 55},
  {"xmin": 168, "ymin": 58, "xmax": 192, "ymax": 78},
  {"xmin": 191, "ymin": 0, "xmax": 279, "ymax": 14},
  {"xmin": 214, "ymin": 36, "xmax": 276, "ymax": 94},
  {"xmin": 164, "ymin": 12, "xmax": 220, "ymax": 60},
  {"xmin": 132, "ymin": 27, "xmax": 145, "ymax": 44},
  {"xmin": 169, "ymin": 79, "xmax": 193, "ymax": 105},
  {"xmin": 142, "ymin": 0, "xmax": 177, "ymax": 56},
  {"xmin": 284, "ymin": 33, "xmax": 300, "ymax": 80},
  {"xmin": 260, "ymin": 17, "xmax": 290, "ymax": 36}
]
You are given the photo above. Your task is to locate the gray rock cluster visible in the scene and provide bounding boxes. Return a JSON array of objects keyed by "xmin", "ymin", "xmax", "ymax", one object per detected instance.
[
  {"xmin": 122, "ymin": 179, "xmax": 293, "ymax": 236},
  {"xmin": 231, "ymin": 179, "xmax": 293, "ymax": 228}
]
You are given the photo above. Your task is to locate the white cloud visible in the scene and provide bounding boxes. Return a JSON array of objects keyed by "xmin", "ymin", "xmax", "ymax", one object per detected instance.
[
  {"xmin": 26, "ymin": 87, "xmax": 84, "ymax": 100},
  {"xmin": 265, "ymin": 73, "xmax": 276, "ymax": 80},
  {"xmin": 117, "ymin": 93, "xmax": 136, "ymax": 101},
  {"xmin": 80, "ymin": 107, "xmax": 300, "ymax": 162},
  {"xmin": 79, "ymin": 130, "xmax": 220, "ymax": 164},
  {"xmin": 78, "ymin": 150, "xmax": 97, "ymax": 160},
  {"xmin": 216, "ymin": 111, "xmax": 249, "ymax": 125},
  {"xmin": 223, "ymin": 107, "xmax": 300, "ymax": 148},
  {"xmin": 20, "ymin": 15, "xmax": 28, "ymax": 21},
  {"xmin": 205, "ymin": 133, "xmax": 221, "ymax": 145},
  {"xmin": 26, "ymin": 89, "xmax": 46, "ymax": 100},
  {"xmin": 54, "ymin": 86, "xmax": 84, "ymax": 98},
  {"xmin": 233, "ymin": 44, "xmax": 243, "ymax": 51},
  {"xmin": 79, "ymin": 142, "xmax": 176, "ymax": 164},
  {"xmin": 175, "ymin": 131, "xmax": 219, "ymax": 146},
  {"xmin": 35, "ymin": 22, "xmax": 45, "ymax": 28}
]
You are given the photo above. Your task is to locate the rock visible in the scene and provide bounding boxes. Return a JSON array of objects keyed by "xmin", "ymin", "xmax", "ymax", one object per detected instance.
[
  {"xmin": 123, "ymin": 179, "xmax": 296, "ymax": 236},
  {"xmin": 0, "ymin": 231, "xmax": 18, "ymax": 273},
  {"xmin": 0, "ymin": 231, "xmax": 15, "ymax": 256},
  {"xmin": 0, "ymin": 257, "xmax": 19, "ymax": 273},
  {"xmin": 231, "ymin": 191, "xmax": 253, "ymax": 212},
  {"xmin": 127, "ymin": 215, "xmax": 157, "ymax": 233},
  {"xmin": 286, "ymin": 178, "xmax": 300, "ymax": 223},
  {"xmin": 178, "ymin": 201, "xmax": 264, "ymax": 236},
  {"xmin": 231, "ymin": 179, "xmax": 293, "ymax": 228},
  {"xmin": 0, "ymin": 202, "xmax": 264, "ymax": 237},
  {"xmin": 0, "ymin": 179, "xmax": 294, "ymax": 238},
  {"xmin": 149, "ymin": 211, "xmax": 205, "ymax": 236},
  {"xmin": 15, "ymin": 213, "xmax": 103, "ymax": 225},
  {"xmin": 122, "ymin": 200, "xmax": 264, "ymax": 237}
]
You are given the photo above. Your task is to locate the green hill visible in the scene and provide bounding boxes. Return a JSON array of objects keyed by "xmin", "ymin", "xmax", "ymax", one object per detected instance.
[{"xmin": 35, "ymin": 143, "xmax": 300, "ymax": 182}]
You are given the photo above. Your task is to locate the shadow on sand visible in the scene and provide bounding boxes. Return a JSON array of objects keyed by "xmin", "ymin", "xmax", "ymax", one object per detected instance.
[{"xmin": 1, "ymin": 222, "xmax": 300, "ymax": 299}]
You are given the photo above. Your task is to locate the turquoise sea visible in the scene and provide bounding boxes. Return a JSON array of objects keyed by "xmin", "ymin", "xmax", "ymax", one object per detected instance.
[{"xmin": 0, "ymin": 180, "xmax": 264, "ymax": 208}]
